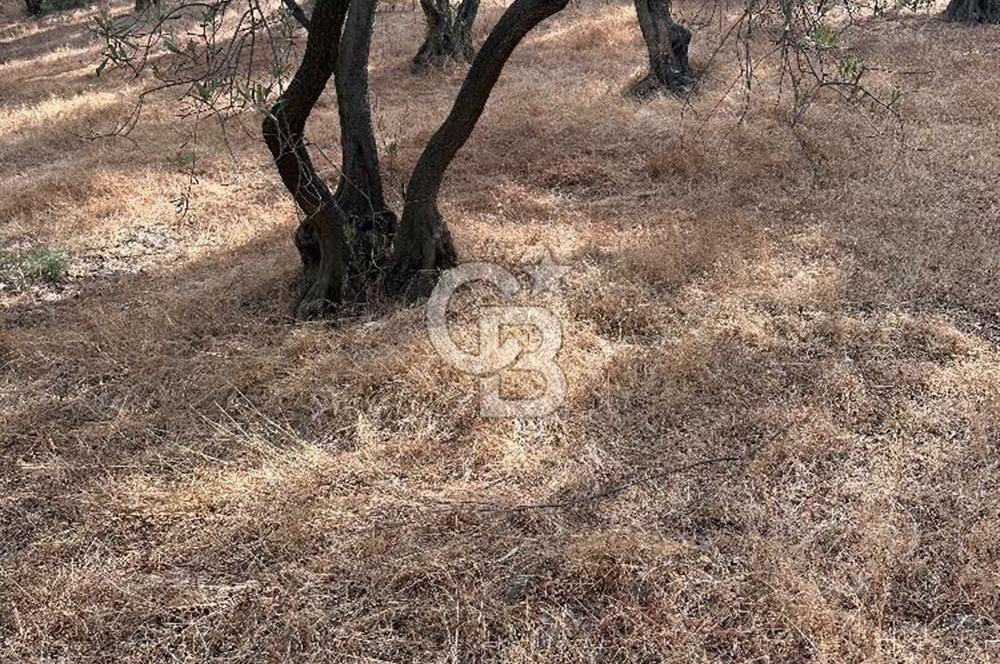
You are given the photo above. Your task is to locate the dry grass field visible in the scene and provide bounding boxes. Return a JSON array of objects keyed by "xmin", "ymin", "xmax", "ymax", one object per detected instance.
[{"xmin": 2, "ymin": 0, "xmax": 999, "ymax": 660}]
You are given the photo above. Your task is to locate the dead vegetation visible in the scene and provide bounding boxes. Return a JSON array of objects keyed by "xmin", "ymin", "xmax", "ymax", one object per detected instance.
[{"xmin": 2, "ymin": 0, "xmax": 999, "ymax": 661}]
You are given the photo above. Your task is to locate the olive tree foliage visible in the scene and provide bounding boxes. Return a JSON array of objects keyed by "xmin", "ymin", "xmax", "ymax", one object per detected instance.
[
  {"xmin": 626, "ymin": 0, "xmax": 917, "ymax": 102},
  {"xmin": 691, "ymin": 0, "xmax": 915, "ymax": 129}
]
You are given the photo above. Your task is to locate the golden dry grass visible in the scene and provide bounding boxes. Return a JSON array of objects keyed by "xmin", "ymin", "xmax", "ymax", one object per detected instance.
[{"xmin": 2, "ymin": 0, "xmax": 1000, "ymax": 661}]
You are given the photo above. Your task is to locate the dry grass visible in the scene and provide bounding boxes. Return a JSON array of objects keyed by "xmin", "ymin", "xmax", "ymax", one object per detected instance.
[{"xmin": 2, "ymin": 0, "xmax": 1000, "ymax": 661}]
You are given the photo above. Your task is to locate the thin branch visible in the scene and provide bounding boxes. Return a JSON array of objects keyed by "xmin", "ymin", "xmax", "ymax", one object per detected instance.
[
  {"xmin": 426, "ymin": 455, "xmax": 745, "ymax": 514},
  {"xmin": 281, "ymin": 0, "xmax": 311, "ymax": 30}
]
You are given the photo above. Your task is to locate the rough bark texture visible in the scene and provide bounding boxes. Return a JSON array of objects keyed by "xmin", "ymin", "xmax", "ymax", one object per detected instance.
[
  {"xmin": 386, "ymin": 0, "xmax": 570, "ymax": 297},
  {"xmin": 262, "ymin": 0, "xmax": 350, "ymax": 318},
  {"xmin": 412, "ymin": 0, "xmax": 480, "ymax": 73},
  {"xmin": 629, "ymin": 0, "xmax": 693, "ymax": 97},
  {"xmin": 945, "ymin": 0, "xmax": 1000, "ymax": 22},
  {"xmin": 334, "ymin": 0, "xmax": 397, "ymax": 300}
]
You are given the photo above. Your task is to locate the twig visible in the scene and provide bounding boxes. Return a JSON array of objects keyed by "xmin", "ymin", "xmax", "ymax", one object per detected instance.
[
  {"xmin": 281, "ymin": 0, "xmax": 311, "ymax": 30},
  {"xmin": 426, "ymin": 455, "xmax": 745, "ymax": 514}
]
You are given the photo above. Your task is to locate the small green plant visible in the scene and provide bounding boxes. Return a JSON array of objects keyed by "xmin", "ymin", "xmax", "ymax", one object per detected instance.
[
  {"xmin": 810, "ymin": 25, "xmax": 840, "ymax": 48},
  {"xmin": 0, "ymin": 247, "xmax": 68, "ymax": 287},
  {"xmin": 839, "ymin": 54, "xmax": 863, "ymax": 81}
]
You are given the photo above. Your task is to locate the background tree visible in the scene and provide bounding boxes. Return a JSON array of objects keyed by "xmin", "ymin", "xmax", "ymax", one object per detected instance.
[
  {"xmin": 629, "ymin": 0, "xmax": 693, "ymax": 96},
  {"xmin": 412, "ymin": 0, "xmax": 480, "ymax": 73},
  {"xmin": 24, "ymin": 0, "xmax": 44, "ymax": 15},
  {"xmin": 945, "ymin": 0, "xmax": 1000, "ymax": 22}
]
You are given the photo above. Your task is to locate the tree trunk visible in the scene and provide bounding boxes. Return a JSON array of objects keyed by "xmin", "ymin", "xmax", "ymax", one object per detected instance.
[
  {"xmin": 945, "ymin": 0, "xmax": 1000, "ymax": 22},
  {"xmin": 412, "ymin": 0, "xmax": 480, "ymax": 73},
  {"xmin": 335, "ymin": 0, "xmax": 397, "ymax": 301},
  {"xmin": 25, "ymin": 0, "xmax": 43, "ymax": 15},
  {"xmin": 629, "ymin": 0, "xmax": 693, "ymax": 98},
  {"xmin": 134, "ymin": 0, "xmax": 160, "ymax": 12},
  {"xmin": 386, "ymin": 0, "xmax": 569, "ymax": 297},
  {"xmin": 262, "ymin": 0, "xmax": 351, "ymax": 319}
]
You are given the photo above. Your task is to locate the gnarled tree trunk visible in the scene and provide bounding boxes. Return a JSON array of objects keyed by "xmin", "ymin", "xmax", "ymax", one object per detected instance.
[
  {"xmin": 629, "ymin": 0, "xmax": 693, "ymax": 97},
  {"xmin": 387, "ymin": 0, "xmax": 569, "ymax": 297},
  {"xmin": 945, "ymin": 0, "xmax": 1000, "ymax": 22},
  {"xmin": 334, "ymin": 0, "xmax": 397, "ymax": 300},
  {"xmin": 264, "ymin": 0, "xmax": 568, "ymax": 313},
  {"xmin": 263, "ymin": 0, "xmax": 351, "ymax": 319},
  {"xmin": 412, "ymin": 0, "xmax": 480, "ymax": 73}
]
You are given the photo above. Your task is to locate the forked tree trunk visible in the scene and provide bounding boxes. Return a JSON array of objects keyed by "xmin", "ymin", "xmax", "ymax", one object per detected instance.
[
  {"xmin": 25, "ymin": 0, "xmax": 43, "ymax": 15},
  {"xmin": 629, "ymin": 0, "xmax": 693, "ymax": 97},
  {"xmin": 262, "ymin": 0, "xmax": 351, "ymax": 319},
  {"xmin": 266, "ymin": 0, "xmax": 568, "ymax": 312},
  {"xmin": 412, "ymin": 0, "xmax": 480, "ymax": 73},
  {"xmin": 334, "ymin": 0, "xmax": 397, "ymax": 300},
  {"xmin": 386, "ymin": 0, "xmax": 570, "ymax": 297},
  {"xmin": 945, "ymin": 0, "xmax": 1000, "ymax": 22}
]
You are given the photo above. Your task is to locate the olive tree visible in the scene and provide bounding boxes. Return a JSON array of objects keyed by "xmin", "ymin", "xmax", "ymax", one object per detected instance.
[
  {"xmin": 95, "ymin": 0, "xmax": 568, "ymax": 317},
  {"xmin": 945, "ymin": 0, "xmax": 1000, "ymax": 22},
  {"xmin": 92, "ymin": 0, "xmax": 904, "ymax": 319}
]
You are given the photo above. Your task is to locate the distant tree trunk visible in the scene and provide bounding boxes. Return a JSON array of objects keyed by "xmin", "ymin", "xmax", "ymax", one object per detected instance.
[
  {"xmin": 412, "ymin": 0, "xmax": 480, "ymax": 73},
  {"xmin": 945, "ymin": 0, "xmax": 1000, "ymax": 22},
  {"xmin": 134, "ymin": 0, "xmax": 160, "ymax": 12},
  {"xmin": 387, "ymin": 0, "xmax": 569, "ymax": 296},
  {"xmin": 25, "ymin": 0, "xmax": 43, "ymax": 15},
  {"xmin": 629, "ymin": 0, "xmax": 693, "ymax": 97},
  {"xmin": 335, "ymin": 0, "xmax": 397, "ymax": 299},
  {"xmin": 262, "ymin": 0, "xmax": 351, "ymax": 319}
]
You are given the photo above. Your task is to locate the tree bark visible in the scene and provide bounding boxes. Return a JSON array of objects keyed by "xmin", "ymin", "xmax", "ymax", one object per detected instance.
[
  {"xmin": 629, "ymin": 0, "xmax": 693, "ymax": 98},
  {"xmin": 945, "ymin": 0, "xmax": 1000, "ymax": 22},
  {"xmin": 412, "ymin": 0, "xmax": 481, "ymax": 73},
  {"xmin": 335, "ymin": 0, "xmax": 397, "ymax": 300},
  {"xmin": 386, "ymin": 0, "xmax": 569, "ymax": 297},
  {"xmin": 262, "ymin": 0, "xmax": 351, "ymax": 318}
]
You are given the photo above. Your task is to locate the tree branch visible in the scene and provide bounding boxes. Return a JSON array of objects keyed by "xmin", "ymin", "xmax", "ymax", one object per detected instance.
[{"xmin": 281, "ymin": 0, "xmax": 312, "ymax": 30}]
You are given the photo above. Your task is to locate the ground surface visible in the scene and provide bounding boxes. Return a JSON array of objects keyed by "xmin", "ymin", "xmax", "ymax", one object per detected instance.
[{"xmin": 2, "ymin": 0, "xmax": 999, "ymax": 661}]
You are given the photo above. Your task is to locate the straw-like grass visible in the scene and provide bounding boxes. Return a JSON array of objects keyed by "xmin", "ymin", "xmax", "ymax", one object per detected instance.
[{"xmin": 2, "ymin": 0, "xmax": 998, "ymax": 660}]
